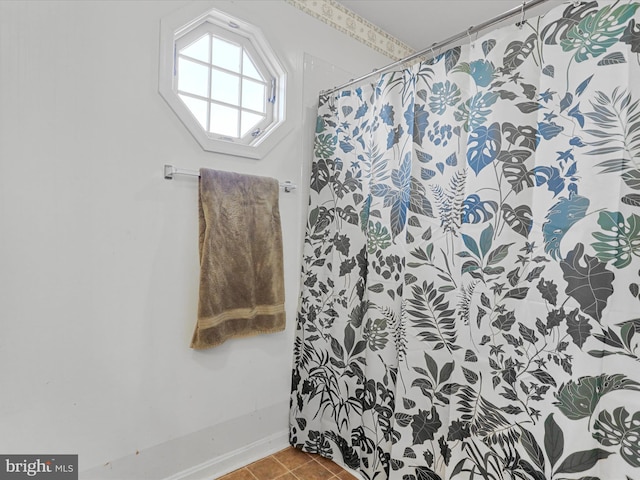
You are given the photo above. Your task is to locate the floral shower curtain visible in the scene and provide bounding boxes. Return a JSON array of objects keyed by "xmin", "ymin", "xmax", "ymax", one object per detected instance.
[{"xmin": 290, "ymin": 1, "xmax": 640, "ymax": 479}]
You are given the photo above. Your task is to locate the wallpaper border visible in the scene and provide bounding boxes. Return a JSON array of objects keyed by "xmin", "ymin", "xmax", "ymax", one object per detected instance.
[{"xmin": 284, "ymin": 0, "xmax": 415, "ymax": 61}]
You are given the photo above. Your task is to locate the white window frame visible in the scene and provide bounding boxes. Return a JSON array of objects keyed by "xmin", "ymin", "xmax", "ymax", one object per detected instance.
[{"xmin": 159, "ymin": 5, "xmax": 290, "ymax": 159}]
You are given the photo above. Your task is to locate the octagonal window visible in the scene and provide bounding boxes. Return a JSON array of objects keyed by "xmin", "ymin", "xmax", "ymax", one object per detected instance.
[{"xmin": 159, "ymin": 7, "xmax": 289, "ymax": 158}]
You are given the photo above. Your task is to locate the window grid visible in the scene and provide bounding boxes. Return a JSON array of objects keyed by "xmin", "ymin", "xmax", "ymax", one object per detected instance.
[{"xmin": 177, "ymin": 34, "xmax": 269, "ymax": 140}]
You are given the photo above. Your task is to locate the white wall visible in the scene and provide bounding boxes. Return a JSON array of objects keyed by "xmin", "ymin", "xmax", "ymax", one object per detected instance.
[{"xmin": 0, "ymin": 1, "xmax": 387, "ymax": 478}]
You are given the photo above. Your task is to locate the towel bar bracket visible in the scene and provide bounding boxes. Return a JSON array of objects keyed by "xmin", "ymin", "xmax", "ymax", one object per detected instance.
[
  {"xmin": 281, "ymin": 181, "xmax": 295, "ymax": 193},
  {"xmin": 164, "ymin": 164, "xmax": 198, "ymax": 180},
  {"xmin": 164, "ymin": 164, "xmax": 175, "ymax": 179}
]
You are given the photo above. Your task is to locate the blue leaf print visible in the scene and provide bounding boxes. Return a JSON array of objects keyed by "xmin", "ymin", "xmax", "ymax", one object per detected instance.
[
  {"xmin": 556, "ymin": 149, "xmax": 574, "ymax": 164},
  {"xmin": 576, "ymin": 74, "xmax": 594, "ymax": 96},
  {"xmin": 560, "ymin": 93, "xmax": 573, "ymax": 112},
  {"xmin": 543, "ymin": 194, "xmax": 590, "ymax": 260},
  {"xmin": 429, "ymin": 80, "xmax": 461, "ymax": 114},
  {"xmin": 446, "ymin": 153, "xmax": 457, "ymax": 166},
  {"xmin": 414, "ymin": 104, "xmax": 429, "ymax": 144},
  {"xmin": 381, "ymin": 104, "xmax": 394, "ymax": 126},
  {"xmin": 421, "ymin": 168, "xmax": 436, "ymax": 180},
  {"xmin": 461, "ymin": 233, "xmax": 481, "ymax": 258},
  {"xmin": 390, "ymin": 196, "xmax": 409, "ymax": 238},
  {"xmin": 355, "ymin": 103, "xmax": 369, "ymax": 119},
  {"xmin": 537, "ymin": 122, "xmax": 564, "ymax": 141},
  {"xmin": 393, "ymin": 152, "xmax": 412, "ymax": 190},
  {"xmin": 462, "ymin": 194, "xmax": 498, "ymax": 224},
  {"xmin": 568, "ymin": 104, "xmax": 585, "ymax": 128},
  {"xmin": 539, "ymin": 88, "xmax": 555, "ymax": 103},
  {"xmin": 564, "ymin": 167, "xmax": 579, "ymax": 194},
  {"xmin": 455, "ymin": 92, "xmax": 500, "ymax": 132},
  {"xmin": 470, "ymin": 59, "xmax": 495, "ymax": 87},
  {"xmin": 467, "ymin": 122, "xmax": 501, "ymax": 175},
  {"xmin": 416, "ymin": 150, "xmax": 432, "ymax": 163},
  {"xmin": 371, "ymin": 184, "xmax": 390, "ymax": 197},
  {"xmin": 426, "ymin": 121, "xmax": 454, "ymax": 148},
  {"xmin": 342, "ymin": 106, "xmax": 353, "ymax": 117},
  {"xmin": 479, "ymin": 224, "xmax": 494, "ymax": 257},
  {"xmin": 570, "ymin": 136, "xmax": 586, "ymax": 147},
  {"xmin": 383, "ymin": 190, "xmax": 398, "ymax": 208},
  {"xmin": 405, "ymin": 100, "xmax": 415, "ymax": 137},
  {"xmin": 340, "ymin": 140, "xmax": 355, "ymax": 153},
  {"xmin": 533, "ymin": 166, "xmax": 565, "ymax": 197},
  {"xmin": 387, "ymin": 125, "xmax": 404, "ymax": 149}
]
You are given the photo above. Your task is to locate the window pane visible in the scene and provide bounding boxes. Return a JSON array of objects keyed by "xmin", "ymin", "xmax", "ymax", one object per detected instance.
[
  {"xmin": 210, "ymin": 104, "xmax": 239, "ymax": 137},
  {"xmin": 211, "ymin": 70, "xmax": 239, "ymax": 105},
  {"xmin": 212, "ymin": 37, "xmax": 241, "ymax": 72},
  {"xmin": 180, "ymin": 35, "xmax": 209, "ymax": 63},
  {"xmin": 177, "ymin": 58, "xmax": 209, "ymax": 97},
  {"xmin": 242, "ymin": 79, "xmax": 265, "ymax": 112},
  {"xmin": 242, "ymin": 51, "xmax": 263, "ymax": 80},
  {"xmin": 179, "ymin": 94, "xmax": 208, "ymax": 129},
  {"xmin": 241, "ymin": 112, "xmax": 265, "ymax": 137}
]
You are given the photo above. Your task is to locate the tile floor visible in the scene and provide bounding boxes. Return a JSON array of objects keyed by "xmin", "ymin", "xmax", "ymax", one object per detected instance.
[{"xmin": 216, "ymin": 447, "xmax": 359, "ymax": 480}]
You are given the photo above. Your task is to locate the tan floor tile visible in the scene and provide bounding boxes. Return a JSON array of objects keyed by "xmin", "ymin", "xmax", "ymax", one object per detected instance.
[
  {"xmin": 274, "ymin": 473, "xmax": 299, "ymax": 480},
  {"xmin": 218, "ymin": 467, "xmax": 257, "ymax": 480},
  {"xmin": 291, "ymin": 460, "xmax": 334, "ymax": 480},
  {"xmin": 273, "ymin": 447, "xmax": 314, "ymax": 470},
  {"xmin": 311, "ymin": 455, "xmax": 344, "ymax": 475},
  {"xmin": 336, "ymin": 470, "xmax": 360, "ymax": 480},
  {"xmin": 247, "ymin": 457, "xmax": 289, "ymax": 480}
]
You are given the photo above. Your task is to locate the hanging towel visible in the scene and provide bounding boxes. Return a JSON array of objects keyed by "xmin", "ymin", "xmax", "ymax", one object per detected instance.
[{"xmin": 191, "ymin": 168, "xmax": 286, "ymax": 350}]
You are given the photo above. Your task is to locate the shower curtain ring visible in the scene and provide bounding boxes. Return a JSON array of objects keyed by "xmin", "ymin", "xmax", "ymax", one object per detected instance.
[
  {"xmin": 429, "ymin": 43, "xmax": 437, "ymax": 61},
  {"xmin": 467, "ymin": 27, "xmax": 475, "ymax": 48},
  {"xmin": 518, "ymin": 1, "xmax": 526, "ymax": 29}
]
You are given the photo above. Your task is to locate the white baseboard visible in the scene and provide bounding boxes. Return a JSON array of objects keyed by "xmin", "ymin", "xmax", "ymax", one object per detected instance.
[
  {"xmin": 81, "ymin": 403, "xmax": 290, "ymax": 480},
  {"xmin": 164, "ymin": 429, "xmax": 289, "ymax": 480}
]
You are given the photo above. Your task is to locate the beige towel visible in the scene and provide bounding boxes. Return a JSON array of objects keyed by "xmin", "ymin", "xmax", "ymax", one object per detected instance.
[{"xmin": 191, "ymin": 169, "xmax": 286, "ymax": 349}]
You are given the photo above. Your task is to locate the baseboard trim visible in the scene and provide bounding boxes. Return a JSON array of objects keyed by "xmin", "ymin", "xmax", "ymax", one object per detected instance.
[{"xmin": 163, "ymin": 429, "xmax": 290, "ymax": 480}]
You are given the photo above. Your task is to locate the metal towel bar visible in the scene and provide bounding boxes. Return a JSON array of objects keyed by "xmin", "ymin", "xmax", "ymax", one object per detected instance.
[{"xmin": 163, "ymin": 164, "xmax": 296, "ymax": 193}]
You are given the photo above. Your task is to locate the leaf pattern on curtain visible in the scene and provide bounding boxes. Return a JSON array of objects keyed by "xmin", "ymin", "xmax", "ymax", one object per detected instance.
[{"xmin": 290, "ymin": 2, "xmax": 640, "ymax": 480}]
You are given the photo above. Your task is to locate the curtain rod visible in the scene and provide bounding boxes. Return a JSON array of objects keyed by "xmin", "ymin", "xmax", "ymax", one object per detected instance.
[
  {"xmin": 163, "ymin": 164, "xmax": 297, "ymax": 192},
  {"xmin": 322, "ymin": 0, "xmax": 557, "ymax": 96}
]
